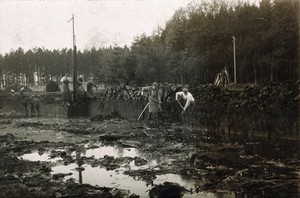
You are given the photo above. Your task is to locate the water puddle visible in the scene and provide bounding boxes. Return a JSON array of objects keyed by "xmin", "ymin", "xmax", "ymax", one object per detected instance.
[
  {"xmin": 19, "ymin": 143, "xmax": 235, "ymax": 198},
  {"xmin": 20, "ymin": 152, "xmax": 61, "ymax": 163}
]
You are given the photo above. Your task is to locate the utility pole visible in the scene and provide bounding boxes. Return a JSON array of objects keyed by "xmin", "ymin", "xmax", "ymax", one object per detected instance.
[
  {"xmin": 68, "ymin": 14, "xmax": 78, "ymax": 102},
  {"xmin": 232, "ymin": 36, "xmax": 237, "ymax": 83}
]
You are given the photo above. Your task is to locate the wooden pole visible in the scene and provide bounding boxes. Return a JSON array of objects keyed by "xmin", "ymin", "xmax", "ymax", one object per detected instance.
[
  {"xmin": 71, "ymin": 14, "xmax": 77, "ymax": 102},
  {"xmin": 232, "ymin": 36, "xmax": 237, "ymax": 83},
  {"xmin": 73, "ymin": 45, "xmax": 77, "ymax": 102}
]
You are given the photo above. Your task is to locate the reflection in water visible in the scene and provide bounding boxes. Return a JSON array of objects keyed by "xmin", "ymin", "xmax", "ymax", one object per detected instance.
[
  {"xmin": 19, "ymin": 144, "xmax": 234, "ymax": 198},
  {"xmin": 52, "ymin": 164, "xmax": 202, "ymax": 197},
  {"xmin": 76, "ymin": 147, "xmax": 84, "ymax": 184}
]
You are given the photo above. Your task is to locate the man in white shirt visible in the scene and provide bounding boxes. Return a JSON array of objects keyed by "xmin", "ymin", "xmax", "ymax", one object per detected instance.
[
  {"xmin": 60, "ymin": 73, "xmax": 71, "ymax": 106},
  {"xmin": 175, "ymin": 87, "xmax": 195, "ymax": 114}
]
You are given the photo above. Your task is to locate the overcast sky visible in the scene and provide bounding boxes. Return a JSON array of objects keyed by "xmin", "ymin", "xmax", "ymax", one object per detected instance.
[{"xmin": 0, "ymin": 0, "xmax": 258, "ymax": 55}]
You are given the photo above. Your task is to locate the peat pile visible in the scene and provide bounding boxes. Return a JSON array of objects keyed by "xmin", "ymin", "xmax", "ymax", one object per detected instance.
[
  {"xmin": 94, "ymin": 83, "xmax": 182, "ymax": 102},
  {"xmin": 94, "ymin": 81, "xmax": 299, "ymax": 138},
  {"xmin": 189, "ymin": 81, "xmax": 299, "ymax": 138},
  {"xmin": 1, "ymin": 81, "xmax": 298, "ymax": 138},
  {"xmin": 1, "ymin": 83, "xmax": 32, "ymax": 93}
]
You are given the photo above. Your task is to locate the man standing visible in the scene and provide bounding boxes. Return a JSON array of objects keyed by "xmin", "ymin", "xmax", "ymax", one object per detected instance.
[
  {"xmin": 77, "ymin": 75, "xmax": 86, "ymax": 100},
  {"xmin": 30, "ymin": 95, "xmax": 40, "ymax": 117},
  {"xmin": 86, "ymin": 80, "xmax": 97, "ymax": 100},
  {"xmin": 60, "ymin": 73, "xmax": 71, "ymax": 106},
  {"xmin": 175, "ymin": 87, "xmax": 195, "ymax": 114},
  {"xmin": 141, "ymin": 82, "xmax": 162, "ymax": 120},
  {"xmin": 87, "ymin": 81, "xmax": 97, "ymax": 94}
]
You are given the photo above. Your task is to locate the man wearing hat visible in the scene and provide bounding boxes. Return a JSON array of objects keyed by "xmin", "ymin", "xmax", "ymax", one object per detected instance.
[
  {"xmin": 175, "ymin": 87, "xmax": 195, "ymax": 114},
  {"xmin": 141, "ymin": 82, "xmax": 162, "ymax": 120},
  {"xmin": 77, "ymin": 75, "xmax": 85, "ymax": 93},
  {"xmin": 77, "ymin": 75, "xmax": 86, "ymax": 100},
  {"xmin": 86, "ymin": 80, "xmax": 97, "ymax": 99}
]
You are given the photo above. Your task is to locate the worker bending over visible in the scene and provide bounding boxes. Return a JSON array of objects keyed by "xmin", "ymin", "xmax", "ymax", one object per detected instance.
[{"xmin": 175, "ymin": 88, "xmax": 195, "ymax": 114}]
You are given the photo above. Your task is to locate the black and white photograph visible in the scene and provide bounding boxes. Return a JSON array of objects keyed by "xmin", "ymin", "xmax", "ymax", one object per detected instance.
[{"xmin": 0, "ymin": 0, "xmax": 299, "ymax": 197}]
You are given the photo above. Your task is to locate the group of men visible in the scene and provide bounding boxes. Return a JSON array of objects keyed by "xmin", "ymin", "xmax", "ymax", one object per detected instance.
[
  {"xmin": 10, "ymin": 86, "xmax": 41, "ymax": 117},
  {"xmin": 60, "ymin": 73, "xmax": 97, "ymax": 106},
  {"xmin": 141, "ymin": 82, "xmax": 195, "ymax": 120},
  {"xmin": 60, "ymin": 74, "xmax": 195, "ymax": 119}
]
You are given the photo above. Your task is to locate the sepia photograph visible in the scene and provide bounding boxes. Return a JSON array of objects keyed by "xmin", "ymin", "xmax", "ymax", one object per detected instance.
[{"xmin": 0, "ymin": 0, "xmax": 299, "ymax": 197}]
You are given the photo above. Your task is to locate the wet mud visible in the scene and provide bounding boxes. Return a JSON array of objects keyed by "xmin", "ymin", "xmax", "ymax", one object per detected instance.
[{"xmin": 0, "ymin": 116, "xmax": 299, "ymax": 197}]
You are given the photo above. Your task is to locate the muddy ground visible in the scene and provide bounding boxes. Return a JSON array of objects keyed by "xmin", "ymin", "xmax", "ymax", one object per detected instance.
[{"xmin": 0, "ymin": 113, "xmax": 299, "ymax": 198}]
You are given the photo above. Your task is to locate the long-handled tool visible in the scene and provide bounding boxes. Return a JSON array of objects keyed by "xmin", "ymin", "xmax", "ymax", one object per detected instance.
[
  {"xmin": 176, "ymin": 100, "xmax": 184, "ymax": 110},
  {"xmin": 176, "ymin": 100, "xmax": 186, "ymax": 115},
  {"xmin": 137, "ymin": 102, "xmax": 149, "ymax": 121},
  {"xmin": 149, "ymin": 96, "xmax": 161, "ymax": 104}
]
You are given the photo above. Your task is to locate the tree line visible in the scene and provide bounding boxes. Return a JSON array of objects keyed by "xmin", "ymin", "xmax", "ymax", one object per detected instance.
[{"xmin": 0, "ymin": 0, "xmax": 298, "ymax": 87}]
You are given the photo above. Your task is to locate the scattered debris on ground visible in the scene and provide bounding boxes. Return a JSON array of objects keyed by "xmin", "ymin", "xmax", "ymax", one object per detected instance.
[{"xmin": 0, "ymin": 117, "xmax": 298, "ymax": 197}]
